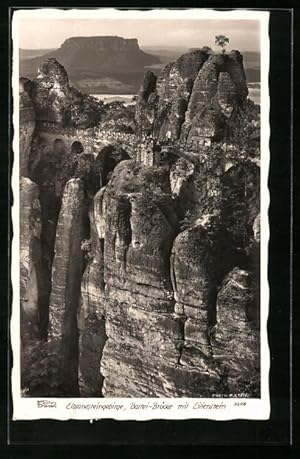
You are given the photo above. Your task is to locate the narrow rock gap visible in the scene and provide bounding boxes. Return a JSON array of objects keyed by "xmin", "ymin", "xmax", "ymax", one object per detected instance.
[
  {"xmin": 177, "ymin": 314, "xmax": 187, "ymax": 366},
  {"xmin": 98, "ymin": 317, "xmax": 108, "ymax": 397},
  {"xmin": 62, "ymin": 199, "xmax": 84, "ymax": 396}
]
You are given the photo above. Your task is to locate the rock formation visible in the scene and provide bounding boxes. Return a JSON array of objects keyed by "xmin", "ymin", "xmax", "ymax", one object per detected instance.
[
  {"xmin": 48, "ymin": 178, "xmax": 88, "ymax": 395},
  {"xmin": 25, "ymin": 57, "xmax": 104, "ymax": 127},
  {"xmin": 20, "ymin": 177, "xmax": 43, "ymax": 343},
  {"xmin": 19, "ymin": 47, "xmax": 260, "ymax": 398},
  {"xmin": 20, "ymin": 36, "xmax": 160, "ymax": 94},
  {"xmin": 19, "ymin": 79, "xmax": 35, "ymax": 177},
  {"xmin": 135, "ymin": 49, "xmax": 209, "ymax": 140},
  {"xmin": 78, "ymin": 189, "xmax": 107, "ymax": 396},
  {"xmin": 135, "ymin": 71, "xmax": 158, "ymax": 135},
  {"xmin": 135, "ymin": 48, "xmax": 249, "ymax": 148}
]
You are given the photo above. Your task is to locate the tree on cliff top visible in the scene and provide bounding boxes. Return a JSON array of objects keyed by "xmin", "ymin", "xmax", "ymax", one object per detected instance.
[{"xmin": 215, "ymin": 35, "xmax": 229, "ymax": 54}]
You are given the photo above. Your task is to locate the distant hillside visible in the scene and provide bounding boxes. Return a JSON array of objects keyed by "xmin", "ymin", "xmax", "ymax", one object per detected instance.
[
  {"xmin": 142, "ymin": 46, "xmax": 189, "ymax": 63},
  {"xmin": 242, "ymin": 51, "xmax": 260, "ymax": 69},
  {"xmin": 20, "ymin": 48, "xmax": 56, "ymax": 59},
  {"xmin": 20, "ymin": 36, "xmax": 160, "ymax": 94}
]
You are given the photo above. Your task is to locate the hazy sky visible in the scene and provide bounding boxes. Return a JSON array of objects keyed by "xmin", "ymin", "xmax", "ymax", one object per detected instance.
[{"xmin": 18, "ymin": 19, "xmax": 260, "ymax": 51}]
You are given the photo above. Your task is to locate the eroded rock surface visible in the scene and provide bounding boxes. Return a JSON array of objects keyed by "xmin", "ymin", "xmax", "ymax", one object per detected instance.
[
  {"xmin": 20, "ymin": 79, "xmax": 36, "ymax": 177},
  {"xmin": 20, "ymin": 177, "xmax": 43, "ymax": 342},
  {"xmin": 20, "ymin": 36, "xmax": 160, "ymax": 93},
  {"xmin": 78, "ymin": 190, "xmax": 107, "ymax": 396},
  {"xmin": 212, "ymin": 267, "xmax": 260, "ymax": 395},
  {"xmin": 135, "ymin": 49, "xmax": 209, "ymax": 140},
  {"xmin": 26, "ymin": 58, "xmax": 104, "ymax": 127},
  {"xmin": 135, "ymin": 49, "xmax": 249, "ymax": 149},
  {"xmin": 135, "ymin": 71, "xmax": 158, "ymax": 135},
  {"xmin": 98, "ymin": 161, "xmax": 182, "ymax": 396}
]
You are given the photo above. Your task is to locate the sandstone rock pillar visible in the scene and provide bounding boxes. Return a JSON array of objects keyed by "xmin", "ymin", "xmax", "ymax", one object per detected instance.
[
  {"xmin": 20, "ymin": 177, "xmax": 42, "ymax": 343},
  {"xmin": 48, "ymin": 178, "xmax": 88, "ymax": 394}
]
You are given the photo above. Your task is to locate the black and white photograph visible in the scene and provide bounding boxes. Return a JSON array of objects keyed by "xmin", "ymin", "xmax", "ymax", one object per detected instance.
[{"xmin": 11, "ymin": 8, "xmax": 270, "ymax": 420}]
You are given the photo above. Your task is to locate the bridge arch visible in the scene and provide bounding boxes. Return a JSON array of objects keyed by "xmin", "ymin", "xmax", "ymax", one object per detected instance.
[{"xmin": 95, "ymin": 144, "xmax": 131, "ymax": 188}]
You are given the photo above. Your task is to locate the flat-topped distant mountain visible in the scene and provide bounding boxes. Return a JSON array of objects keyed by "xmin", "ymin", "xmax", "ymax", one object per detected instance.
[{"xmin": 20, "ymin": 36, "xmax": 160, "ymax": 94}]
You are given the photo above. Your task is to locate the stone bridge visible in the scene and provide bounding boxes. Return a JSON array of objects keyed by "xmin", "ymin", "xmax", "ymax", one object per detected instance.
[
  {"xmin": 33, "ymin": 121, "xmax": 213, "ymax": 169},
  {"xmin": 92, "ymin": 128, "xmax": 138, "ymax": 158},
  {"xmin": 34, "ymin": 122, "xmax": 140, "ymax": 160}
]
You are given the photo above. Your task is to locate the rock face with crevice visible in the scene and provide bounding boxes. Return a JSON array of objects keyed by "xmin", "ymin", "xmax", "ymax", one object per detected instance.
[
  {"xmin": 20, "ymin": 79, "xmax": 36, "ymax": 177},
  {"xmin": 100, "ymin": 161, "xmax": 180, "ymax": 396},
  {"xmin": 182, "ymin": 51, "xmax": 248, "ymax": 144},
  {"xmin": 78, "ymin": 189, "xmax": 107, "ymax": 396},
  {"xmin": 212, "ymin": 267, "xmax": 260, "ymax": 395},
  {"xmin": 135, "ymin": 48, "xmax": 249, "ymax": 149},
  {"xmin": 21, "ymin": 36, "xmax": 160, "ymax": 94},
  {"xmin": 20, "ymin": 177, "xmax": 43, "ymax": 343},
  {"xmin": 25, "ymin": 57, "xmax": 104, "ymax": 127},
  {"xmin": 135, "ymin": 49, "xmax": 209, "ymax": 140}
]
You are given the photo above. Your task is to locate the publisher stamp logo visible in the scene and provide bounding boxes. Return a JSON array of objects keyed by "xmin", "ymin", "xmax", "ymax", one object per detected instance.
[{"xmin": 37, "ymin": 400, "xmax": 57, "ymax": 408}]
